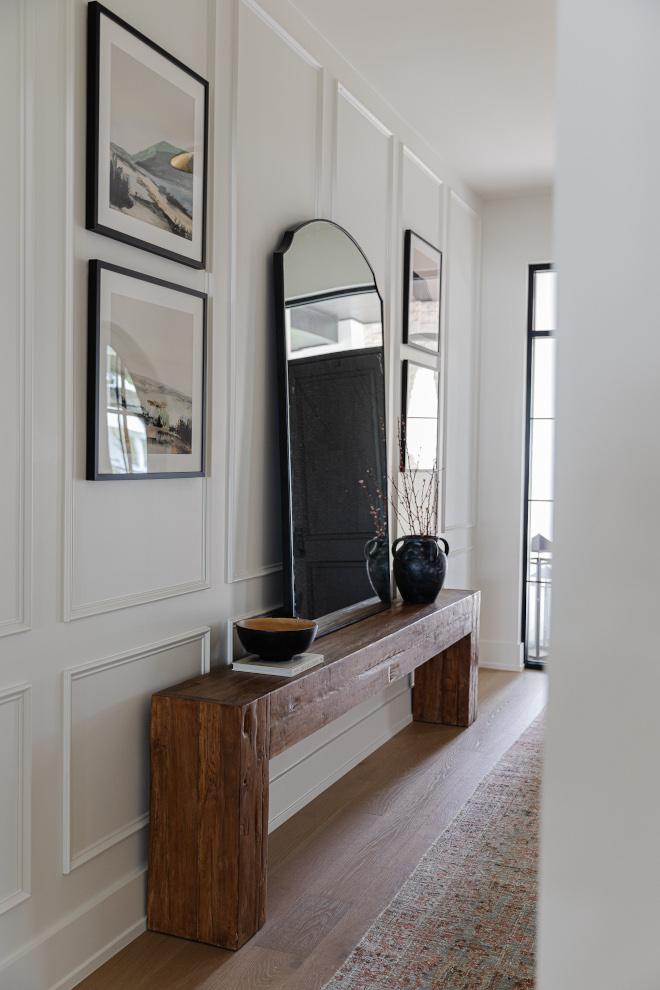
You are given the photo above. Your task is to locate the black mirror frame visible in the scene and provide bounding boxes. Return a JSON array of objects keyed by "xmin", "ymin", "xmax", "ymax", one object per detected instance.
[{"xmin": 273, "ymin": 219, "xmax": 391, "ymax": 635}]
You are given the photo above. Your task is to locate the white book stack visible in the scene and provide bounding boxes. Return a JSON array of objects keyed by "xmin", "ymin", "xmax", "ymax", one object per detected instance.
[{"xmin": 232, "ymin": 652, "xmax": 324, "ymax": 677}]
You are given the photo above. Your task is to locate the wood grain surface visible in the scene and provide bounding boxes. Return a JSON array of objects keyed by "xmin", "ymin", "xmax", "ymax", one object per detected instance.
[
  {"xmin": 147, "ymin": 697, "xmax": 201, "ymax": 940},
  {"xmin": 78, "ymin": 670, "xmax": 547, "ymax": 990},
  {"xmin": 148, "ymin": 696, "xmax": 269, "ymax": 949},
  {"xmin": 255, "ymin": 894, "xmax": 352, "ymax": 956},
  {"xmin": 155, "ymin": 592, "xmax": 477, "ymax": 710},
  {"xmin": 152, "ymin": 591, "xmax": 479, "ymax": 756},
  {"xmin": 147, "ymin": 592, "xmax": 479, "ymax": 949},
  {"xmin": 77, "ymin": 668, "xmax": 546, "ymax": 990}
]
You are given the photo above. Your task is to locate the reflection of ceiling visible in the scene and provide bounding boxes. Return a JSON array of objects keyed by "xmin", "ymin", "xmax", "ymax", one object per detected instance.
[
  {"xmin": 412, "ymin": 274, "xmax": 433, "ymax": 303},
  {"xmin": 289, "ymin": 291, "xmax": 382, "ymax": 326},
  {"xmin": 288, "ymin": 0, "xmax": 556, "ymax": 199},
  {"xmin": 288, "ymin": 290, "xmax": 383, "ymax": 358}
]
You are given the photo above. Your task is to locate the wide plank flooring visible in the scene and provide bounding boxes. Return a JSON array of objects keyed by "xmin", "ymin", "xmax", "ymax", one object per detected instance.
[{"xmin": 75, "ymin": 668, "xmax": 547, "ymax": 990}]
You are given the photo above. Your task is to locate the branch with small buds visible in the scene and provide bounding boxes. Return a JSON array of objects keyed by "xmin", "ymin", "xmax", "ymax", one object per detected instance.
[
  {"xmin": 358, "ymin": 475, "xmax": 387, "ymax": 537},
  {"xmin": 358, "ymin": 421, "xmax": 440, "ymax": 539},
  {"xmin": 390, "ymin": 421, "xmax": 439, "ymax": 536}
]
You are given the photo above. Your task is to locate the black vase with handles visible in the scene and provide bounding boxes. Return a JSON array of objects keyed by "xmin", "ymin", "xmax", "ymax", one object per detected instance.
[
  {"xmin": 392, "ymin": 535, "xmax": 449, "ymax": 604},
  {"xmin": 364, "ymin": 536, "xmax": 391, "ymax": 603}
]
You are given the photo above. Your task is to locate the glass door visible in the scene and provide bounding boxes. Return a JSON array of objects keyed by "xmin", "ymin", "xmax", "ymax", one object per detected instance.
[{"xmin": 523, "ymin": 265, "xmax": 557, "ymax": 668}]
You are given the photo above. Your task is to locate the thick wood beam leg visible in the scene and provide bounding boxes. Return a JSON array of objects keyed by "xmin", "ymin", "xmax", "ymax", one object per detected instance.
[
  {"xmin": 147, "ymin": 694, "xmax": 269, "ymax": 949},
  {"xmin": 413, "ymin": 596, "xmax": 479, "ymax": 727}
]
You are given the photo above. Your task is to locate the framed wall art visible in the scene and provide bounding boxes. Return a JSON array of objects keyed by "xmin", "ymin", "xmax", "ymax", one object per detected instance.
[
  {"xmin": 86, "ymin": 2, "xmax": 209, "ymax": 268},
  {"xmin": 401, "ymin": 359, "xmax": 440, "ymax": 471},
  {"xmin": 87, "ymin": 260, "xmax": 207, "ymax": 480},
  {"xmin": 402, "ymin": 230, "xmax": 442, "ymax": 353}
]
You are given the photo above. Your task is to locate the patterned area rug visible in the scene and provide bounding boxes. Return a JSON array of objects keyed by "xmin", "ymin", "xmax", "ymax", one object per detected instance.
[{"xmin": 322, "ymin": 711, "xmax": 545, "ymax": 989}]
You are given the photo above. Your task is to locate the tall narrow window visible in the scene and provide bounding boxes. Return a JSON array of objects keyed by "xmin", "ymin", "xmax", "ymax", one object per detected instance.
[{"xmin": 523, "ymin": 264, "xmax": 557, "ymax": 668}]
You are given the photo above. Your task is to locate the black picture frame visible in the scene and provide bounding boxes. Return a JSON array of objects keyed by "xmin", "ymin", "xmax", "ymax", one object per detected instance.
[
  {"xmin": 402, "ymin": 229, "xmax": 442, "ymax": 354},
  {"xmin": 400, "ymin": 358, "xmax": 440, "ymax": 472},
  {"xmin": 87, "ymin": 260, "xmax": 207, "ymax": 480},
  {"xmin": 86, "ymin": 2, "xmax": 209, "ymax": 269}
]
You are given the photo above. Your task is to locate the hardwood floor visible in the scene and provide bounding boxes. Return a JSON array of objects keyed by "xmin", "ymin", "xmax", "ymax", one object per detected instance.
[{"xmin": 74, "ymin": 668, "xmax": 547, "ymax": 990}]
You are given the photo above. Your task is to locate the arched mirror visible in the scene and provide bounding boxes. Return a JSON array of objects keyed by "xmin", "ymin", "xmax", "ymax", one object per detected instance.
[{"xmin": 274, "ymin": 220, "xmax": 391, "ymax": 635}]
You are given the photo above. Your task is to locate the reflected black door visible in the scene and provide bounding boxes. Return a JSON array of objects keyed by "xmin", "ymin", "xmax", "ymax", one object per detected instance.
[
  {"xmin": 274, "ymin": 218, "xmax": 390, "ymax": 633},
  {"xmin": 288, "ymin": 347, "xmax": 386, "ymax": 618}
]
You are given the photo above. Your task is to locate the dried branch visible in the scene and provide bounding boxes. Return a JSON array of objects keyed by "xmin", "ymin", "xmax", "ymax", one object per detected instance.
[
  {"xmin": 390, "ymin": 422, "xmax": 440, "ymax": 536},
  {"xmin": 358, "ymin": 420, "xmax": 441, "ymax": 540}
]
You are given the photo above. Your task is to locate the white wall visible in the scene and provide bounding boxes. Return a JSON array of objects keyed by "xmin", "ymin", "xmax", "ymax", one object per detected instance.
[
  {"xmin": 476, "ymin": 194, "xmax": 553, "ymax": 670},
  {"xmin": 537, "ymin": 1, "xmax": 660, "ymax": 987},
  {"xmin": 0, "ymin": 0, "xmax": 482, "ymax": 987}
]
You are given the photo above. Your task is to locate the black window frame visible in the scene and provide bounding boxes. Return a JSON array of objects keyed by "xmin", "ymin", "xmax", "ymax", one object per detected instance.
[{"xmin": 522, "ymin": 262, "xmax": 555, "ymax": 670}]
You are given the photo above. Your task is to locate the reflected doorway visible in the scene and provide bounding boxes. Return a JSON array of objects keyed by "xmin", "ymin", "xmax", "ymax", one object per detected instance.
[{"xmin": 523, "ymin": 264, "xmax": 557, "ymax": 668}]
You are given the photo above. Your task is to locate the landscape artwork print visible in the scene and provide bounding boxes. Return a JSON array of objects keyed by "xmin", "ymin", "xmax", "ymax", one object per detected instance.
[
  {"xmin": 107, "ymin": 294, "xmax": 194, "ymax": 472},
  {"xmin": 88, "ymin": 262, "xmax": 207, "ymax": 480},
  {"xmin": 87, "ymin": 3, "xmax": 208, "ymax": 268},
  {"xmin": 109, "ymin": 44, "xmax": 194, "ymax": 243}
]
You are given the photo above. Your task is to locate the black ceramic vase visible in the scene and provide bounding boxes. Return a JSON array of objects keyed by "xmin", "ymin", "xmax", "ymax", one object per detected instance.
[
  {"xmin": 392, "ymin": 536, "xmax": 449, "ymax": 604},
  {"xmin": 364, "ymin": 536, "xmax": 391, "ymax": 603}
]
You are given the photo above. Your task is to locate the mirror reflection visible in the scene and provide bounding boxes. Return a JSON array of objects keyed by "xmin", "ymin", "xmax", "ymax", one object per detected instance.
[
  {"xmin": 106, "ymin": 347, "xmax": 149, "ymax": 473},
  {"xmin": 275, "ymin": 220, "xmax": 391, "ymax": 633},
  {"xmin": 401, "ymin": 360, "xmax": 439, "ymax": 472}
]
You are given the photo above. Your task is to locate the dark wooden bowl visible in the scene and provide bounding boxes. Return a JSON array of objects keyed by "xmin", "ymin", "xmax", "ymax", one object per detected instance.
[{"xmin": 236, "ymin": 617, "xmax": 318, "ymax": 661}]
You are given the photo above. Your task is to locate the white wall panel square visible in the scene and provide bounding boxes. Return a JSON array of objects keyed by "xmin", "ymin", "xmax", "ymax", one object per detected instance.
[
  {"xmin": 0, "ymin": 699, "xmax": 20, "ymax": 900},
  {"xmin": 63, "ymin": 630, "xmax": 209, "ymax": 872},
  {"xmin": 444, "ymin": 193, "xmax": 480, "ymax": 531},
  {"xmin": 0, "ymin": 685, "xmax": 31, "ymax": 914},
  {"xmin": 70, "ymin": 478, "xmax": 208, "ymax": 616},
  {"xmin": 401, "ymin": 147, "xmax": 443, "ymax": 253},
  {"xmin": 446, "ymin": 548, "xmax": 474, "ymax": 591},
  {"xmin": 0, "ymin": 0, "xmax": 31, "ymax": 634},
  {"xmin": 230, "ymin": 0, "xmax": 322, "ymax": 581},
  {"xmin": 334, "ymin": 87, "xmax": 392, "ymax": 292}
]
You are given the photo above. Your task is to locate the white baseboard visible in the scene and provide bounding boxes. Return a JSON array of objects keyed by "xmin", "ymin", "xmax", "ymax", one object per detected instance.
[
  {"xmin": 0, "ymin": 870, "xmax": 146, "ymax": 990},
  {"xmin": 51, "ymin": 918, "xmax": 146, "ymax": 990},
  {"xmin": 268, "ymin": 682, "xmax": 413, "ymax": 831},
  {"xmin": 479, "ymin": 639, "xmax": 525, "ymax": 671}
]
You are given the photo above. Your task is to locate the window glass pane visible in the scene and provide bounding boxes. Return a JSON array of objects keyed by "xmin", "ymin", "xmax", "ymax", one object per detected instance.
[
  {"xmin": 527, "ymin": 500, "xmax": 553, "ymax": 581},
  {"xmin": 533, "ymin": 269, "xmax": 557, "ymax": 331},
  {"xmin": 407, "ymin": 364, "xmax": 439, "ymax": 418},
  {"xmin": 527, "ymin": 548, "xmax": 553, "ymax": 582},
  {"xmin": 404, "ymin": 363, "xmax": 439, "ymax": 470},
  {"xmin": 528, "ymin": 500, "xmax": 553, "ymax": 547},
  {"xmin": 525, "ymin": 265, "xmax": 556, "ymax": 666},
  {"xmin": 526, "ymin": 578, "xmax": 552, "ymax": 662},
  {"xmin": 405, "ymin": 418, "xmax": 438, "ymax": 471},
  {"xmin": 530, "ymin": 419, "xmax": 555, "ymax": 501},
  {"xmin": 531, "ymin": 336, "xmax": 556, "ymax": 419}
]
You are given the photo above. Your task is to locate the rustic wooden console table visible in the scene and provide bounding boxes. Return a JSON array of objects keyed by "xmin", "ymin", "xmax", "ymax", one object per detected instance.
[{"xmin": 147, "ymin": 589, "xmax": 480, "ymax": 950}]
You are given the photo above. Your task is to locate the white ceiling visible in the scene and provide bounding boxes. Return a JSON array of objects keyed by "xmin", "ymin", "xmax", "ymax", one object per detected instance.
[{"xmin": 289, "ymin": 0, "xmax": 556, "ymax": 199}]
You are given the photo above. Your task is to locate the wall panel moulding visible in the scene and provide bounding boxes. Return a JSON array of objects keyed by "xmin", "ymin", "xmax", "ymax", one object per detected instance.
[
  {"xmin": 227, "ymin": 0, "xmax": 322, "ymax": 584},
  {"xmin": 333, "ymin": 83, "xmax": 394, "ymax": 290},
  {"xmin": 442, "ymin": 192, "xmax": 481, "ymax": 536},
  {"xmin": 62, "ymin": 629, "xmax": 210, "ymax": 873},
  {"xmin": 0, "ymin": 0, "xmax": 33, "ymax": 638},
  {"xmin": 66, "ymin": 479, "xmax": 211, "ymax": 620},
  {"xmin": 0, "ymin": 683, "xmax": 32, "ymax": 916}
]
